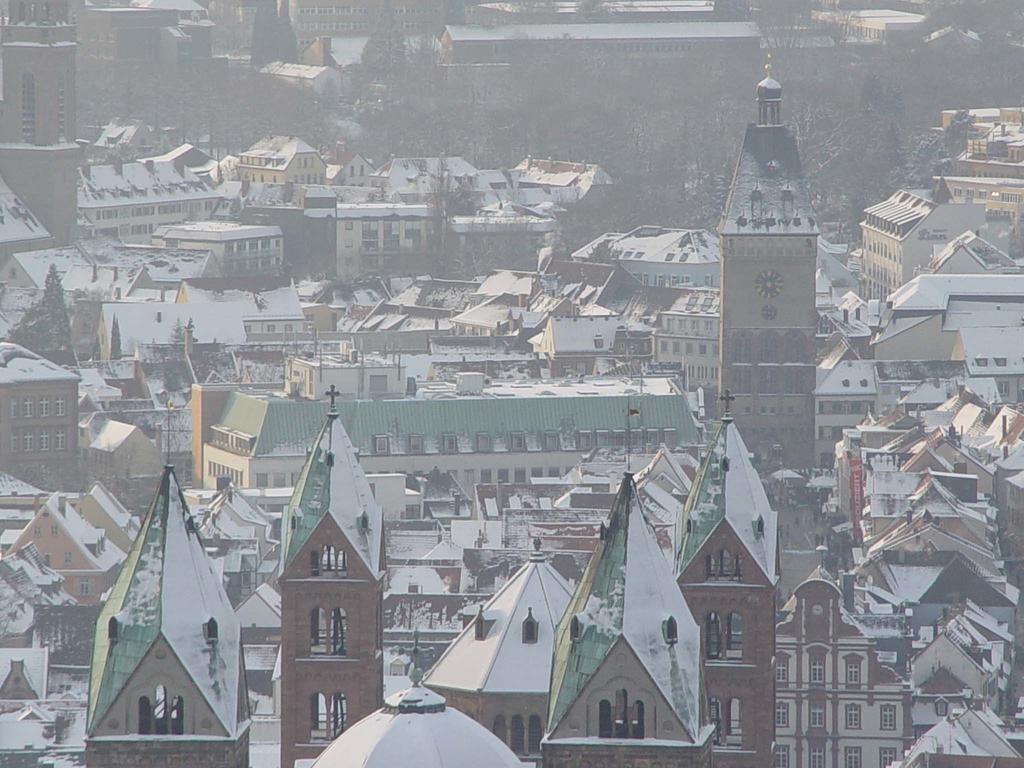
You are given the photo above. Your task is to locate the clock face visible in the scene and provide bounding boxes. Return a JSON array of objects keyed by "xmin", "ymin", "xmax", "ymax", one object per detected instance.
[
  {"xmin": 761, "ymin": 303, "xmax": 777, "ymax": 321},
  {"xmin": 755, "ymin": 270, "xmax": 784, "ymax": 300}
]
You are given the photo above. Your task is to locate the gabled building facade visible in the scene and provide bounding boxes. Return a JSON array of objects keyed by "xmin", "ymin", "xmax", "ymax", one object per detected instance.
[
  {"xmin": 544, "ymin": 475, "xmax": 714, "ymax": 768},
  {"xmin": 85, "ymin": 466, "xmax": 249, "ymax": 768},
  {"xmin": 277, "ymin": 403, "xmax": 385, "ymax": 768},
  {"xmin": 776, "ymin": 574, "xmax": 913, "ymax": 768},
  {"xmin": 676, "ymin": 417, "xmax": 779, "ymax": 768}
]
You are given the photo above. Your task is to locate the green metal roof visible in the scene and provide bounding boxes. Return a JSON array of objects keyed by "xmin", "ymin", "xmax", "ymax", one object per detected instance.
[
  {"xmin": 548, "ymin": 478, "xmax": 639, "ymax": 731},
  {"xmin": 217, "ymin": 391, "xmax": 699, "ymax": 457},
  {"xmin": 675, "ymin": 421, "xmax": 726, "ymax": 573},
  {"xmin": 281, "ymin": 418, "xmax": 331, "ymax": 568},
  {"xmin": 87, "ymin": 472, "xmax": 168, "ymax": 733}
]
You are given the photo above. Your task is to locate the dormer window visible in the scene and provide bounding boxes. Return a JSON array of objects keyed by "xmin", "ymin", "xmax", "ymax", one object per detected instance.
[
  {"xmin": 522, "ymin": 608, "xmax": 538, "ymax": 644},
  {"xmin": 594, "ymin": 334, "xmax": 604, "ymax": 350},
  {"xmin": 358, "ymin": 511, "xmax": 370, "ymax": 532},
  {"xmin": 935, "ymin": 699, "xmax": 948, "ymax": 716},
  {"xmin": 663, "ymin": 616, "xmax": 678, "ymax": 645},
  {"xmin": 108, "ymin": 616, "xmax": 120, "ymax": 644},
  {"xmin": 204, "ymin": 618, "xmax": 218, "ymax": 643},
  {"xmin": 569, "ymin": 615, "xmax": 581, "ymax": 644},
  {"xmin": 754, "ymin": 516, "xmax": 765, "ymax": 538}
]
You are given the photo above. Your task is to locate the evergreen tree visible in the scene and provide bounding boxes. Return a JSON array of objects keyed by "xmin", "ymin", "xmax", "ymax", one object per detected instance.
[
  {"xmin": 10, "ymin": 264, "xmax": 72, "ymax": 355},
  {"xmin": 109, "ymin": 316, "xmax": 123, "ymax": 360},
  {"xmin": 277, "ymin": 1, "xmax": 298, "ymax": 63},
  {"xmin": 250, "ymin": 0, "xmax": 281, "ymax": 66},
  {"xmin": 362, "ymin": 5, "xmax": 407, "ymax": 79},
  {"xmin": 170, "ymin": 319, "xmax": 187, "ymax": 345}
]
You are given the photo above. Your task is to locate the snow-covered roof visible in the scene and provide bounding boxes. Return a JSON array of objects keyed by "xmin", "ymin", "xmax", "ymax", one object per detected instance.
[
  {"xmin": 240, "ymin": 135, "xmax": 318, "ymax": 166},
  {"xmin": 445, "ymin": 19, "xmax": 758, "ymax": 41},
  {"xmin": 900, "ymin": 707, "xmax": 1017, "ymax": 764},
  {"xmin": 181, "ymin": 284, "xmax": 304, "ymax": 321},
  {"xmin": 549, "ymin": 476, "xmax": 707, "ymax": 742},
  {"xmin": 533, "ymin": 314, "xmax": 630, "ymax": 354},
  {"xmin": 0, "ymin": 343, "xmax": 78, "ymax": 385},
  {"xmin": 260, "ymin": 61, "xmax": 333, "ymax": 80},
  {"xmin": 0, "ymin": 472, "xmax": 42, "ymax": 497},
  {"xmin": 153, "ymin": 221, "xmax": 282, "ymax": 242},
  {"xmin": 676, "ymin": 419, "xmax": 778, "ymax": 583},
  {"xmin": 101, "ymin": 302, "xmax": 246, "ymax": 353},
  {"xmin": 280, "ymin": 409, "xmax": 384, "ymax": 577},
  {"xmin": 0, "ymin": 174, "xmax": 50, "ymax": 246},
  {"xmin": 310, "ymin": 682, "xmax": 522, "ymax": 768},
  {"xmin": 87, "ymin": 420, "xmax": 139, "ymax": 452},
  {"xmin": 87, "ymin": 467, "xmax": 247, "ymax": 739},
  {"xmin": 815, "ymin": 359, "xmax": 877, "ymax": 397},
  {"xmin": 78, "ymin": 160, "xmax": 217, "ymax": 210},
  {"xmin": 575, "ymin": 225, "xmax": 719, "ymax": 266},
  {"xmin": 885, "ymin": 274, "xmax": 1024, "ymax": 313},
  {"xmin": 425, "ymin": 545, "xmax": 571, "ymax": 694}
]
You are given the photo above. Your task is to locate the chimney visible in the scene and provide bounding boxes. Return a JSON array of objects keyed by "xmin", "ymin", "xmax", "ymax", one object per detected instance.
[
  {"xmin": 905, "ymin": 508, "xmax": 913, "ymax": 525},
  {"xmin": 145, "ymin": 159, "xmax": 155, "ymax": 173},
  {"xmin": 1002, "ymin": 414, "xmax": 1008, "ymax": 440},
  {"xmin": 843, "ymin": 308, "xmax": 849, "ymax": 323},
  {"xmin": 319, "ymin": 35, "xmax": 332, "ymax": 66},
  {"xmin": 113, "ymin": 159, "xmax": 123, "ymax": 176},
  {"xmin": 184, "ymin": 320, "xmax": 194, "ymax": 356},
  {"xmin": 91, "ymin": 264, "xmax": 97, "ymax": 283},
  {"xmin": 112, "ymin": 266, "xmax": 118, "ymax": 282}
]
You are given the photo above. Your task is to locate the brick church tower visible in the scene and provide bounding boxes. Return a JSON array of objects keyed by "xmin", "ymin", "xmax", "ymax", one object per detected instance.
[
  {"xmin": 278, "ymin": 394, "xmax": 385, "ymax": 768},
  {"xmin": 718, "ymin": 67, "xmax": 817, "ymax": 467},
  {"xmin": 0, "ymin": 0, "xmax": 79, "ymax": 245},
  {"xmin": 85, "ymin": 467, "xmax": 250, "ymax": 768},
  {"xmin": 675, "ymin": 413, "xmax": 779, "ymax": 768}
]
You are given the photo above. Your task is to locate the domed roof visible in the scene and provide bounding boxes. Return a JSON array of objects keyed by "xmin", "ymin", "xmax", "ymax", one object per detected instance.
[
  {"xmin": 757, "ymin": 75, "xmax": 782, "ymax": 99},
  {"xmin": 310, "ymin": 683, "xmax": 523, "ymax": 768}
]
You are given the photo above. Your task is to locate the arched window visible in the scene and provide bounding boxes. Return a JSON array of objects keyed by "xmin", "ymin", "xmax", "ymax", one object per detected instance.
[
  {"xmin": 16, "ymin": 2, "xmax": 25, "ymax": 22},
  {"xmin": 720, "ymin": 549, "xmax": 734, "ymax": 577},
  {"xmin": 759, "ymin": 331, "xmax": 778, "ymax": 363},
  {"xmin": 204, "ymin": 618, "xmax": 218, "ymax": 643},
  {"xmin": 726, "ymin": 698, "xmax": 742, "ymax": 746},
  {"xmin": 727, "ymin": 613, "xmax": 743, "ymax": 656},
  {"xmin": 330, "ymin": 693, "xmax": 347, "ymax": 736},
  {"xmin": 510, "ymin": 715, "xmax": 525, "ymax": 754},
  {"xmin": 569, "ymin": 615, "xmax": 581, "ymax": 643},
  {"xmin": 632, "ymin": 700, "xmax": 645, "ymax": 739},
  {"xmin": 310, "ymin": 693, "xmax": 328, "ymax": 740},
  {"xmin": 614, "ymin": 689, "xmax": 629, "ymax": 738},
  {"xmin": 705, "ymin": 612, "xmax": 722, "ymax": 659},
  {"xmin": 330, "ymin": 608, "xmax": 347, "ymax": 655},
  {"xmin": 309, "ymin": 550, "xmax": 320, "ymax": 577},
  {"xmin": 522, "ymin": 608, "xmax": 538, "ymax": 644},
  {"xmin": 709, "ymin": 697, "xmax": 721, "ymax": 745},
  {"xmin": 598, "ymin": 699, "xmax": 612, "ymax": 738},
  {"xmin": 154, "ymin": 685, "xmax": 168, "ymax": 735},
  {"xmin": 138, "ymin": 696, "xmax": 152, "ymax": 734},
  {"xmin": 108, "ymin": 617, "xmax": 120, "ymax": 644},
  {"xmin": 170, "ymin": 696, "xmax": 185, "ymax": 735},
  {"xmin": 706, "ymin": 553, "xmax": 718, "ymax": 578},
  {"xmin": 322, "ymin": 545, "xmax": 336, "ymax": 572},
  {"xmin": 492, "ymin": 715, "xmax": 507, "ymax": 743},
  {"xmin": 527, "ymin": 714, "xmax": 543, "ymax": 753},
  {"xmin": 310, "ymin": 608, "xmax": 327, "ymax": 653}
]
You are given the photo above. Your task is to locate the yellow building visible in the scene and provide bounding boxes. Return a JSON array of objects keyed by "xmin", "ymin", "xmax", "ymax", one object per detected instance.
[{"xmin": 237, "ymin": 136, "xmax": 327, "ymax": 185}]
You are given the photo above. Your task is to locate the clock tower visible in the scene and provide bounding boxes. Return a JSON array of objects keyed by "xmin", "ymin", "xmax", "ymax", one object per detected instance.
[{"xmin": 718, "ymin": 69, "xmax": 817, "ymax": 468}]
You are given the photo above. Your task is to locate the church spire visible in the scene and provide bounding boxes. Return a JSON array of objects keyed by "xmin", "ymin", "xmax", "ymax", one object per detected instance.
[{"xmin": 756, "ymin": 58, "xmax": 783, "ymax": 126}]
